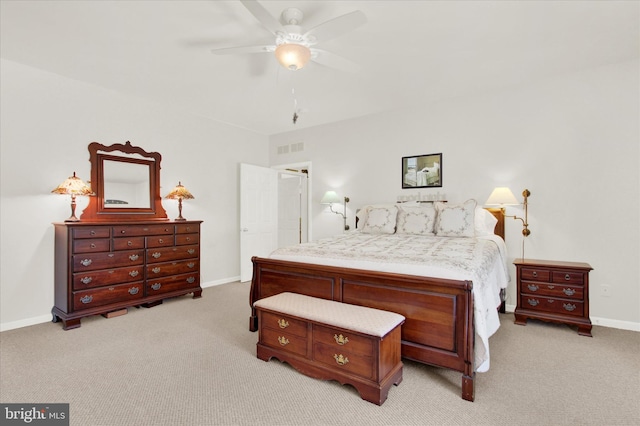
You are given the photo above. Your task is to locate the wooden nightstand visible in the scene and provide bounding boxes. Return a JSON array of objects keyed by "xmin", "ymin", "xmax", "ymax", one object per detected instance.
[{"xmin": 514, "ymin": 259, "xmax": 593, "ymax": 337}]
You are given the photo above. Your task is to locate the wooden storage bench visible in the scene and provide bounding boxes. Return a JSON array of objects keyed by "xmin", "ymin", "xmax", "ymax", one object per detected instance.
[{"xmin": 253, "ymin": 292, "xmax": 405, "ymax": 405}]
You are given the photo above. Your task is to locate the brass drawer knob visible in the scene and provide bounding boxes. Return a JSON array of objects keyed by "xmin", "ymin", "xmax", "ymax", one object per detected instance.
[
  {"xmin": 277, "ymin": 336, "xmax": 289, "ymax": 346},
  {"xmin": 334, "ymin": 334, "xmax": 349, "ymax": 345},
  {"xmin": 277, "ymin": 319, "xmax": 289, "ymax": 329},
  {"xmin": 334, "ymin": 354, "xmax": 349, "ymax": 366}
]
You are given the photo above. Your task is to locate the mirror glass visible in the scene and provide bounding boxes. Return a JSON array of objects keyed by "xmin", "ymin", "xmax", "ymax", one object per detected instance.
[{"xmin": 102, "ymin": 159, "xmax": 151, "ymax": 208}]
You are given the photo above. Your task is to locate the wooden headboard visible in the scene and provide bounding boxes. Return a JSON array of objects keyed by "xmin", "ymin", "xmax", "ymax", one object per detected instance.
[{"xmin": 485, "ymin": 207, "xmax": 506, "ymax": 240}]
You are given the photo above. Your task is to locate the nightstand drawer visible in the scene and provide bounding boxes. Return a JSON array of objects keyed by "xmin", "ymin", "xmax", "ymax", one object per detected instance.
[
  {"xmin": 520, "ymin": 268, "xmax": 550, "ymax": 282},
  {"xmin": 521, "ymin": 281, "xmax": 583, "ymax": 300},
  {"xmin": 552, "ymin": 271, "xmax": 584, "ymax": 285},
  {"xmin": 521, "ymin": 296, "xmax": 584, "ymax": 317}
]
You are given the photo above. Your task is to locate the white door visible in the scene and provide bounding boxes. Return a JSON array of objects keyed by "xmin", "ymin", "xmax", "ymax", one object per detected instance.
[
  {"xmin": 278, "ymin": 171, "xmax": 308, "ymax": 247},
  {"xmin": 240, "ymin": 163, "xmax": 278, "ymax": 282}
]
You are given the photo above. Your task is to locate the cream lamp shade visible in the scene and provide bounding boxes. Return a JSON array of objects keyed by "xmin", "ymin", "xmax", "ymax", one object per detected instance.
[
  {"xmin": 485, "ymin": 187, "xmax": 519, "ymax": 207},
  {"xmin": 320, "ymin": 190, "xmax": 342, "ymax": 205},
  {"xmin": 274, "ymin": 43, "xmax": 311, "ymax": 71}
]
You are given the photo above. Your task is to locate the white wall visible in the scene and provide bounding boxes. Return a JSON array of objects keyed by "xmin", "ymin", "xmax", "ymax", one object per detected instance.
[
  {"xmin": 269, "ymin": 60, "xmax": 640, "ymax": 329},
  {"xmin": 0, "ymin": 59, "xmax": 269, "ymax": 330}
]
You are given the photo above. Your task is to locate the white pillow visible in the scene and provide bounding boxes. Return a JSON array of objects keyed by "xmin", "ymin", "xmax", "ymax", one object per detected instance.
[
  {"xmin": 475, "ymin": 207, "xmax": 498, "ymax": 236},
  {"xmin": 356, "ymin": 204, "xmax": 395, "ymax": 229},
  {"xmin": 396, "ymin": 204, "xmax": 436, "ymax": 235},
  {"xmin": 435, "ymin": 199, "xmax": 477, "ymax": 237},
  {"xmin": 361, "ymin": 205, "xmax": 398, "ymax": 234}
]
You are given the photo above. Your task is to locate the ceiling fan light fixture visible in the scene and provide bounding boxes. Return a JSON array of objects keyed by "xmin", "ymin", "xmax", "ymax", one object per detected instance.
[{"xmin": 275, "ymin": 43, "xmax": 311, "ymax": 71}]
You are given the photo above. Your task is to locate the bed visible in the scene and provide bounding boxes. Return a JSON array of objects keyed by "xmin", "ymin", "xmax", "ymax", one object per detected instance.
[{"xmin": 249, "ymin": 200, "xmax": 508, "ymax": 402}]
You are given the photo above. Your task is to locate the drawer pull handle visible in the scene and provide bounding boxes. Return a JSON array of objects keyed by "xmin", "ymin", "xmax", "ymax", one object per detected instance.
[
  {"xmin": 334, "ymin": 354, "xmax": 349, "ymax": 366},
  {"xmin": 527, "ymin": 284, "xmax": 539, "ymax": 292},
  {"xmin": 128, "ymin": 287, "xmax": 139, "ymax": 295},
  {"xmin": 186, "ymin": 277, "xmax": 195, "ymax": 284},
  {"xmin": 80, "ymin": 259, "xmax": 93, "ymax": 267},
  {"xmin": 186, "ymin": 227, "xmax": 191, "ymax": 231},
  {"xmin": 187, "ymin": 249, "xmax": 195, "ymax": 255},
  {"xmin": 277, "ymin": 319, "xmax": 289, "ymax": 329},
  {"xmin": 129, "ymin": 270, "xmax": 139, "ymax": 277},
  {"xmin": 158, "ymin": 238, "xmax": 164, "ymax": 243},
  {"xmin": 187, "ymin": 262, "xmax": 195, "ymax": 268},
  {"xmin": 532, "ymin": 271, "xmax": 537, "ymax": 278},
  {"xmin": 121, "ymin": 230, "xmax": 126, "ymax": 234},
  {"xmin": 151, "ymin": 283, "xmax": 161, "ymax": 291},
  {"xmin": 80, "ymin": 295, "xmax": 93, "ymax": 304},
  {"xmin": 152, "ymin": 267, "xmax": 161, "ymax": 274},
  {"xmin": 334, "ymin": 334, "xmax": 349, "ymax": 345},
  {"xmin": 563, "ymin": 303, "xmax": 576, "ymax": 312},
  {"xmin": 563, "ymin": 288, "xmax": 575, "ymax": 296},
  {"xmin": 152, "ymin": 252, "xmax": 161, "ymax": 259},
  {"xmin": 127, "ymin": 241, "xmax": 133, "ymax": 246},
  {"xmin": 143, "ymin": 228, "xmax": 149, "ymax": 231},
  {"xmin": 527, "ymin": 299, "xmax": 539, "ymax": 307},
  {"xmin": 564, "ymin": 274, "xmax": 571, "ymax": 281},
  {"xmin": 129, "ymin": 254, "xmax": 139, "ymax": 261},
  {"xmin": 90, "ymin": 243, "xmax": 96, "ymax": 248},
  {"xmin": 547, "ymin": 285, "xmax": 555, "ymax": 289},
  {"xmin": 186, "ymin": 237, "xmax": 191, "ymax": 241},
  {"xmin": 277, "ymin": 336, "xmax": 289, "ymax": 346},
  {"xmin": 81, "ymin": 277, "xmax": 92, "ymax": 284},
  {"xmin": 90, "ymin": 230, "xmax": 96, "ymax": 235}
]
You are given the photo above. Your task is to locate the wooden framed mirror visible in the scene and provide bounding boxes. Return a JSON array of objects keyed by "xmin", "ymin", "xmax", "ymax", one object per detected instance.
[{"xmin": 80, "ymin": 141, "xmax": 168, "ymax": 222}]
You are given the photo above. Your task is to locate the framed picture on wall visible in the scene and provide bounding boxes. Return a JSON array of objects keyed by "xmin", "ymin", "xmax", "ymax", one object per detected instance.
[{"xmin": 401, "ymin": 153, "xmax": 442, "ymax": 188}]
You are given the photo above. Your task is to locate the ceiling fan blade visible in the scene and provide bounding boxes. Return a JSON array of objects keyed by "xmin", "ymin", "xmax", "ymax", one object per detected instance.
[
  {"xmin": 240, "ymin": 0, "xmax": 286, "ymax": 36},
  {"xmin": 304, "ymin": 10, "xmax": 367, "ymax": 44},
  {"xmin": 311, "ymin": 49, "xmax": 360, "ymax": 73},
  {"xmin": 211, "ymin": 45, "xmax": 274, "ymax": 55}
]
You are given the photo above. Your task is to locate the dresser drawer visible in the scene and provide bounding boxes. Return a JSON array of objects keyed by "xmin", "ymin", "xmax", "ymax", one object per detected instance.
[
  {"xmin": 313, "ymin": 341, "xmax": 373, "ymax": 379},
  {"xmin": 73, "ymin": 239, "xmax": 110, "ymax": 254},
  {"xmin": 147, "ymin": 272, "xmax": 199, "ymax": 295},
  {"xmin": 176, "ymin": 224, "xmax": 199, "ymax": 234},
  {"xmin": 521, "ymin": 296, "xmax": 584, "ymax": 317},
  {"xmin": 520, "ymin": 268, "xmax": 550, "ymax": 282},
  {"xmin": 313, "ymin": 325, "xmax": 373, "ymax": 356},
  {"xmin": 147, "ymin": 260, "xmax": 199, "ymax": 278},
  {"xmin": 147, "ymin": 245, "xmax": 198, "ymax": 263},
  {"xmin": 260, "ymin": 327, "xmax": 308, "ymax": 357},
  {"xmin": 261, "ymin": 311, "xmax": 308, "ymax": 338},
  {"xmin": 113, "ymin": 236, "xmax": 145, "ymax": 251},
  {"xmin": 176, "ymin": 233, "xmax": 199, "ymax": 246},
  {"xmin": 73, "ymin": 282, "xmax": 144, "ymax": 311},
  {"xmin": 73, "ymin": 266, "xmax": 144, "ymax": 290},
  {"xmin": 112, "ymin": 224, "xmax": 174, "ymax": 237},
  {"xmin": 521, "ymin": 281, "xmax": 584, "ymax": 300},
  {"xmin": 73, "ymin": 250, "xmax": 144, "ymax": 271},
  {"xmin": 146, "ymin": 235, "xmax": 175, "ymax": 248},
  {"xmin": 552, "ymin": 271, "xmax": 584, "ymax": 285},
  {"xmin": 73, "ymin": 227, "xmax": 110, "ymax": 239}
]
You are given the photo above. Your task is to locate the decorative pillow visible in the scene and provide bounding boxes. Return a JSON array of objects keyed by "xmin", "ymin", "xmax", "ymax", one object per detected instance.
[
  {"xmin": 474, "ymin": 207, "xmax": 498, "ymax": 236},
  {"xmin": 361, "ymin": 205, "xmax": 398, "ymax": 234},
  {"xmin": 356, "ymin": 204, "xmax": 395, "ymax": 229},
  {"xmin": 396, "ymin": 204, "xmax": 436, "ymax": 235},
  {"xmin": 434, "ymin": 199, "xmax": 477, "ymax": 237}
]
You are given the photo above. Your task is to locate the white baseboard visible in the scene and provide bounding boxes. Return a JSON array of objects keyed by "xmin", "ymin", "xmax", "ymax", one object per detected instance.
[{"xmin": 503, "ymin": 304, "xmax": 639, "ymax": 332}]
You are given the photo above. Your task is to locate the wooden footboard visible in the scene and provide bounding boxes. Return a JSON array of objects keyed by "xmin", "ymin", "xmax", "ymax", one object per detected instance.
[{"xmin": 249, "ymin": 256, "xmax": 476, "ymax": 402}]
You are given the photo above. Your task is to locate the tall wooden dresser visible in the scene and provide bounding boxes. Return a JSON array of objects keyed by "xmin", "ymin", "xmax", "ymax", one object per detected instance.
[
  {"xmin": 53, "ymin": 220, "xmax": 202, "ymax": 330},
  {"xmin": 513, "ymin": 259, "xmax": 593, "ymax": 336}
]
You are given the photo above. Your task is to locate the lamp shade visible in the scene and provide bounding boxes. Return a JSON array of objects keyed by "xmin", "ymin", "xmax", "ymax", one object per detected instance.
[
  {"xmin": 164, "ymin": 182, "xmax": 194, "ymax": 200},
  {"xmin": 274, "ymin": 43, "xmax": 311, "ymax": 71},
  {"xmin": 485, "ymin": 187, "xmax": 519, "ymax": 206},
  {"xmin": 320, "ymin": 190, "xmax": 342, "ymax": 204},
  {"xmin": 51, "ymin": 172, "xmax": 94, "ymax": 196}
]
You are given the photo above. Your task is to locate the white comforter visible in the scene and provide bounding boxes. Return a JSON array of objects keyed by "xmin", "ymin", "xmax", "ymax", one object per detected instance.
[{"xmin": 270, "ymin": 231, "xmax": 510, "ymax": 372}]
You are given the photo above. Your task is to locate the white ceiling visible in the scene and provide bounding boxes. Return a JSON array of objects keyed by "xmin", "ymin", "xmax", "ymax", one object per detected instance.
[{"xmin": 1, "ymin": 1, "xmax": 638, "ymax": 136}]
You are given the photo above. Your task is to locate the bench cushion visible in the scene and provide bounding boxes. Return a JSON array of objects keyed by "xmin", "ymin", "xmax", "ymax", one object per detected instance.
[{"xmin": 254, "ymin": 292, "xmax": 405, "ymax": 337}]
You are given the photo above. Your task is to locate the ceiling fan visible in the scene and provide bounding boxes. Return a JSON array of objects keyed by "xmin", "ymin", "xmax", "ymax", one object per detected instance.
[{"xmin": 211, "ymin": 0, "xmax": 367, "ymax": 72}]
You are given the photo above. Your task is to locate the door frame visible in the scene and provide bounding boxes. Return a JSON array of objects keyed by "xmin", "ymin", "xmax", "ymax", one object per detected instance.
[{"xmin": 272, "ymin": 161, "xmax": 312, "ymax": 242}]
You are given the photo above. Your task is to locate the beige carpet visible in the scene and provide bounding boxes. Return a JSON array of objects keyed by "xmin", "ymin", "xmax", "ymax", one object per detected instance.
[{"xmin": 1, "ymin": 281, "xmax": 638, "ymax": 426}]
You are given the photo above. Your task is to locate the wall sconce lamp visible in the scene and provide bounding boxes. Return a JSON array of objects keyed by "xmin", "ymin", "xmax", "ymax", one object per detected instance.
[
  {"xmin": 51, "ymin": 172, "xmax": 94, "ymax": 222},
  {"xmin": 164, "ymin": 182, "xmax": 195, "ymax": 221},
  {"xmin": 486, "ymin": 187, "xmax": 531, "ymax": 237},
  {"xmin": 321, "ymin": 190, "xmax": 350, "ymax": 231}
]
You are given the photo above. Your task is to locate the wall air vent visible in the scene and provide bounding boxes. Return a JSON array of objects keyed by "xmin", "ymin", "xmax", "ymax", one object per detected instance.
[
  {"xmin": 291, "ymin": 142, "xmax": 304, "ymax": 152},
  {"xmin": 277, "ymin": 145, "xmax": 290, "ymax": 155}
]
